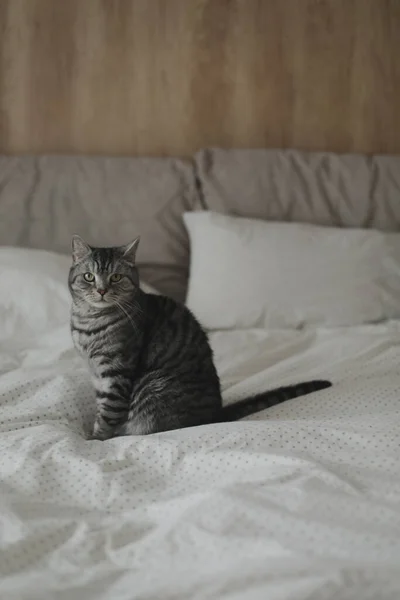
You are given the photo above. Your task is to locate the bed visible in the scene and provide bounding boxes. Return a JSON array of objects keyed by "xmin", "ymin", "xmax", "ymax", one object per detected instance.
[{"xmin": 1, "ymin": 149, "xmax": 400, "ymax": 599}]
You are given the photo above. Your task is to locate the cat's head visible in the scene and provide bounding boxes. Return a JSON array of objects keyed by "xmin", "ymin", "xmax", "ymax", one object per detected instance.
[{"xmin": 68, "ymin": 236, "xmax": 140, "ymax": 309}]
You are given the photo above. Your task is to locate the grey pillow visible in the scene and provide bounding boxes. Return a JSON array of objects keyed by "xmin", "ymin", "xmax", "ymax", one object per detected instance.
[
  {"xmin": 0, "ymin": 155, "xmax": 199, "ymax": 301},
  {"xmin": 195, "ymin": 148, "xmax": 400, "ymax": 231}
]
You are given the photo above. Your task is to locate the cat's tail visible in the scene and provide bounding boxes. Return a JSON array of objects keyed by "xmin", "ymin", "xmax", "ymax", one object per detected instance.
[{"xmin": 218, "ymin": 380, "xmax": 332, "ymax": 422}]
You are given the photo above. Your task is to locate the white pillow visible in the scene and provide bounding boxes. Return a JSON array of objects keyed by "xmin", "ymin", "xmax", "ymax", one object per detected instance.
[
  {"xmin": 183, "ymin": 212, "xmax": 400, "ymax": 330},
  {"xmin": 0, "ymin": 247, "xmax": 71, "ymax": 339},
  {"xmin": 0, "ymin": 247, "xmax": 159, "ymax": 340}
]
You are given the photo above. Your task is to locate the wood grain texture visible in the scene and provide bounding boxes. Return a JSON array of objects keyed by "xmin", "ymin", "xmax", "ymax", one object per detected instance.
[{"xmin": 0, "ymin": 0, "xmax": 399, "ymax": 156}]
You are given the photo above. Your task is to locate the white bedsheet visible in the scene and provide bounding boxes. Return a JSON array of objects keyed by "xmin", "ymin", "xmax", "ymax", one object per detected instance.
[{"xmin": 1, "ymin": 317, "xmax": 400, "ymax": 599}]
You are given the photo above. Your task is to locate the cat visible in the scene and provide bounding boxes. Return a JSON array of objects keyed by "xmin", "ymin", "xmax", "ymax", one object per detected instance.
[{"xmin": 68, "ymin": 235, "xmax": 332, "ymax": 441}]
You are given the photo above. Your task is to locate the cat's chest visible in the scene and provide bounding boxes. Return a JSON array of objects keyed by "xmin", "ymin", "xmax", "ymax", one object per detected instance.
[
  {"xmin": 71, "ymin": 313, "xmax": 114, "ymax": 355},
  {"xmin": 71, "ymin": 328, "xmax": 87, "ymax": 359},
  {"xmin": 72, "ymin": 330, "xmax": 121, "ymax": 376}
]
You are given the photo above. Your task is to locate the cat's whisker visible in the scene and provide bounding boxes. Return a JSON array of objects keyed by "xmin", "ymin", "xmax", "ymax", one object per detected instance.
[
  {"xmin": 120, "ymin": 298, "xmax": 145, "ymax": 318},
  {"xmin": 117, "ymin": 297, "xmax": 146, "ymax": 327},
  {"xmin": 114, "ymin": 299, "xmax": 140, "ymax": 337}
]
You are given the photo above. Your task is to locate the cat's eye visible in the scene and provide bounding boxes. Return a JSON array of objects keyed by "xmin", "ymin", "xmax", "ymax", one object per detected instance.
[
  {"xmin": 110, "ymin": 273, "xmax": 122, "ymax": 283},
  {"xmin": 83, "ymin": 272, "xmax": 95, "ymax": 282}
]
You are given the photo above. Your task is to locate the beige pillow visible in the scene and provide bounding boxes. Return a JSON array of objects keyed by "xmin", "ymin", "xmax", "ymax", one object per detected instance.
[{"xmin": 195, "ymin": 148, "xmax": 400, "ymax": 231}]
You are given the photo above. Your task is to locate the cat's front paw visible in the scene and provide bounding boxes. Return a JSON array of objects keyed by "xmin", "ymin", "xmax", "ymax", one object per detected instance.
[
  {"xmin": 91, "ymin": 419, "xmax": 113, "ymax": 441},
  {"xmin": 90, "ymin": 430, "xmax": 112, "ymax": 441}
]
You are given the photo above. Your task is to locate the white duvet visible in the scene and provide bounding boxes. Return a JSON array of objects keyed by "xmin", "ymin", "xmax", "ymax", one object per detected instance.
[{"xmin": 0, "ymin": 249, "xmax": 400, "ymax": 600}]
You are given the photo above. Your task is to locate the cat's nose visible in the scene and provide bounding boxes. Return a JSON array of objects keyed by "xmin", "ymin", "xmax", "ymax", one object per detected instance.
[{"xmin": 97, "ymin": 288, "xmax": 107, "ymax": 296}]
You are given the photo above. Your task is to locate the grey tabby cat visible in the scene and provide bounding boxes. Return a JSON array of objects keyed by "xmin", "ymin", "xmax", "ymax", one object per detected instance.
[{"xmin": 69, "ymin": 235, "xmax": 332, "ymax": 441}]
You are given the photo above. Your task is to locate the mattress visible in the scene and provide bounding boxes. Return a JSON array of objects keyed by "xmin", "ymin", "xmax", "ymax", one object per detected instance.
[{"xmin": 1, "ymin": 309, "xmax": 400, "ymax": 598}]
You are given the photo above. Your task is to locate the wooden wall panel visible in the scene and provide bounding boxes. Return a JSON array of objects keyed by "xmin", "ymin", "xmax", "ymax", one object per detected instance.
[{"xmin": 0, "ymin": 0, "xmax": 399, "ymax": 156}]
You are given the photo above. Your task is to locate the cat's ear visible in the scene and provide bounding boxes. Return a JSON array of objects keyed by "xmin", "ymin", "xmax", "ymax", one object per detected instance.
[
  {"xmin": 121, "ymin": 237, "xmax": 140, "ymax": 264},
  {"xmin": 71, "ymin": 235, "xmax": 91, "ymax": 263}
]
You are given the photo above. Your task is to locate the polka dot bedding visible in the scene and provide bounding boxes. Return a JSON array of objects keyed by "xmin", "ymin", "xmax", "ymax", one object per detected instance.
[{"xmin": 1, "ymin": 318, "xmax": 400, "ymax": 599}]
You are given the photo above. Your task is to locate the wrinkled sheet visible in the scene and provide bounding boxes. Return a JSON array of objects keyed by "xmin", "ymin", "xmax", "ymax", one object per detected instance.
[{"xmin": 1, "ymin": 317, "xmax": 400, "ymax": 599}]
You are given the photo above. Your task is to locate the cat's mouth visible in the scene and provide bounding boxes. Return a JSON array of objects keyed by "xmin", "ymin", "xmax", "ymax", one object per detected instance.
[{"xmin": 90, "ymin": 297, "xmax": 113, "ymax": 308}]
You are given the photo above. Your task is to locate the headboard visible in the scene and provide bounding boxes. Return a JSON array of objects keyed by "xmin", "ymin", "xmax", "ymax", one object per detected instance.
[{"xmin": 0, "ymin": 0, "xmax": 399, "ymax": 157}]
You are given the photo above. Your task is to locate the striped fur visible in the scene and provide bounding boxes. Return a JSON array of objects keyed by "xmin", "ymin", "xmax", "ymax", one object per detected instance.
[
  {"xmin": 218, "ymin": 381, "xmax": 331, "ymax": 421},
  {"xmin": 69, "ymin": 237, "xmax": 332, "ymax": 440}
]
